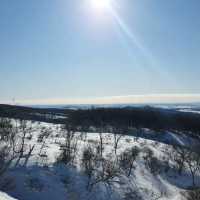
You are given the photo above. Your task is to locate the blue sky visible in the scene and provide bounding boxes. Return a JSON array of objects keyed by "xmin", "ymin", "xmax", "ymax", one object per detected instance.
[{"xmin": 0, "ymin": 0, "xmax": 200, "ymax": 104}]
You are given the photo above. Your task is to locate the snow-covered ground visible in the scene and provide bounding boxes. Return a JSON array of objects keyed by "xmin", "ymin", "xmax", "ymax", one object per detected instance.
[
  {"xmin": 1, "ymin": 121, "xmax": 200, "ymax": 200},
  {"xmin": 0, "ymin": 192, "xmax": 17, "ymax": 200},
  {"xmin": 178, "ymin": 109, "xmax": 200, "ymax": 114}
]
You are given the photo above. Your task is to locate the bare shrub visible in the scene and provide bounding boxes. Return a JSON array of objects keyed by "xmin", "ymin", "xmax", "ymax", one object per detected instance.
[
  {"xmin": 89, "ymin": 158, "xmax": 120, "ymax": 191},
  {"xmin": 14, "ymin": 120, "xmax": 35, "ymax": 167},
  {"xmin": 37, "ymin": 128, "xmax": 50, "ymax": 143},
  {"xmin": 0, "ymin": 118, "xmax": 13, "ymax": 142},
  {"xmin": 97, "ymin": 131, "xmax": 104, "ymax": 158},
  {"xmin": 57, "ymin": 124, "xmax": 78, "ymax": 165},
  {"xmin": 81, "ymin": 146, "xmax": 96, "ymax": 189},
  {"xmin": 119, "ymin": 146, "xmax": 140, "ymax": 177},
  {"xmin": 186, "ymin": 188, "xmax": 200, "ymax": 200},
  {"xmin": 37, "ymin": 128, "xmax": 51, "ymax": 166},
  {"xmin": 82, "ymin": 144, "xmax": 121, "ymax": 192},
  {"xmin": 170, "ymin": 145, "xmax": 189, "ymax": 175},
  {"xmin": 0, "ymin": 119, "xmax": 17, "ymax": 185},
  {"xmin": 186, "ymin": 151, "xmax": 200, "ymax": 187},
  {"xmin": 111, "ymin": 126, "xmax": 125, "ymax": 155},
  {"xmin": 143, "ymin": 148, "xmax": 160, "ymax": 175},
  {"xmin": 0, "ymin": 148, "xmax": 10, "ymax": 177},
  {"xmin": 113, "ymin": 133, "xmax": 124, "ymax": 155}
]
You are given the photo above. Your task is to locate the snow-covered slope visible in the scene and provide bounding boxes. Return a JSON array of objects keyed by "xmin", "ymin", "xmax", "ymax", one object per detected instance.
[
  {"xmin": 2, "ymin": 121, "xmax": 199, "ymax": 200},
  {"xmin": 0, "ymin": 192, "xmax": 18, "ymax": 200}
]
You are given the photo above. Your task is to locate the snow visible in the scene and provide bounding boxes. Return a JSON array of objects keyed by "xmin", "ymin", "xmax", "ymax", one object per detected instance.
[
  {"xmin": 1, "ymin": 120, "xmax": 199, "ymax": 200},
  {"xmin": 179, "ymin": 109, "xmax": 200, "ymax": 114},
  {"xmin": 0, "ymin": 192, "xmax": 17, "ymax": 200}
]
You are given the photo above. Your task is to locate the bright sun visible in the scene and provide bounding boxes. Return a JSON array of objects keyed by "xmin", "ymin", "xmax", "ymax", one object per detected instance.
[{"xmin": 90, "ymin": 0, "xmax": 111, "ymax": 12}]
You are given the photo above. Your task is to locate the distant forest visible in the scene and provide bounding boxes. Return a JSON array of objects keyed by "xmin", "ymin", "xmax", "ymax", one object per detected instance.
[{"xmin": 0, "ymin": 104, "xmax": 200, "ymax": 138}]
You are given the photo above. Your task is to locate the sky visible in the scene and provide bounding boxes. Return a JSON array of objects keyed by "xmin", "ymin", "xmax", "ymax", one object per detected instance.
[{"xmin": 0, "ymin": 0, "xmax": 200, "ymax": 105}]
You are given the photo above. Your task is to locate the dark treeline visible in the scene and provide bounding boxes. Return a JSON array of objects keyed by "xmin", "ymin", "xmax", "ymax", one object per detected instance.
[
  {"xmin": 68, "ymin": 107, "xmax": 200, "ymax": 137},
  {"xmin": 1, "ymin": 104, "xmax": 200, "ymax": 138},
  {"xmin": 0, "ymin": 104, "xmax": 70, "ymax": 124}
]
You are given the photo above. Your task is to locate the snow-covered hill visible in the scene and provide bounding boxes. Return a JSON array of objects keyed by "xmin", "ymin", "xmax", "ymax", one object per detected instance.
[{"xmin": 1, "ymin": 121, "xmax": 200, "ymax": 200}]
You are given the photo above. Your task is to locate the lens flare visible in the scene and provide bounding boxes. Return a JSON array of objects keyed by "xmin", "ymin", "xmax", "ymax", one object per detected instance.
[{"xmin": 89, "ymin": 0, "xmax": 111, "ymax": 12}]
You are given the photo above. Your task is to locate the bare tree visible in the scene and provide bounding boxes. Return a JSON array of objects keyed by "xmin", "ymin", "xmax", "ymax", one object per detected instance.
[
  {"xmin": 112, "ymin": 126, "xmax": 125, "ymax": 155},
  {"xmin": 143, "ymin": 148, "xmax": 160, "ymax": 175},
  {"xmin": 14, "ymin": 121, "xmax": 29, "ymax": 167},
  {"xmin": 37, "ymin": 127, "xmax": 51, "ymax": 165},
  {"xmin": 96, "ymin": 125, "xmax": 105, "ymax": 158},
  {"xmin": 12, "ymin": 120, "xmax": 35, "ymax": 168},
  {"xmin": 0, "ymin": 118, "xmax": 13, "ymax": 142},
  {"xmin": 81, "ymin": 146, "xmax": 95, "ymax": 189},
  {"xmin": 186, "ymin": 150, "xmax": 200, "ymax": 187},
  {"xmin": 57, "ymin": 124, "xmax": 78, "ymax": 165},
  {"xmin": 37, "ymin": 127, "xmax": 51, "ymax": 143},
  {"xmin": 23, "ymin": 145, "xmax": 35, "ymax": 167},
  {"xmin": 186, "ymin": 188, "xmax": 200, "ymax": 200},
  {"xmin": 119, "ymin": 146, "xmax": 140, "ymax": 177},
  {"xmin": 0, "ymin": 148, "xmax": 10, "ymax": 177},
  {"xmin": 170, "ymin": 145, "xmax": 189, "ymax": 175},
  {"xmin": 89, "ymin": 158, "xmax": 120, "ymax": 192},
  {"xmin": 0, "ymin": 118, "xmax": 18, "ymax": 188}
]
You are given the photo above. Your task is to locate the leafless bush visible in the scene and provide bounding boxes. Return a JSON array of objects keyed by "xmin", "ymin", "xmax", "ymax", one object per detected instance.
[
  {"xmin": 14, "ymin": 120, "xmax": 35, "ymax": 167},
  {"xmin": 143, "ymin": 148, "xmax": 160, "ymax": 175},
  {"xmin": 186, "ymin": 188, "xmax": 200, "ymax": 200},
  {"xmin": 81, "ymin": 146, "xmax": 96, "ymax": 189},
  {"xmin": 0, "ymin": 120, "xmax": 15, "ymax": 171},
  {"xmin": 110, "ymin": 126, "xmax": 125, "ymax": 155},
  {"xmin": 37, "ymin": 128, "xmax": 51, "ymax": 143},
  {"xmin": 37, "ymin": 128, "xmax": 51, "ymax": 166},
  {"xmin": 81, "ymin": 142, "xmax": 121, "ymax": 192},
  {"xmin": 171, "ymin": 144, "xmax": 200, "ymax": 187},
  {"xmin": 119, "ymin": 146, "xmax": 140, "ymax": 177},
  {"xmin": 0, "ymin": 148, "xmax": 10, "ymax": 177},
  {"xmin": 0, "ymin": 119, "xmax": 17, "ymax": 189},
  {"xmin": 89, "ymin": 158, "xmax": 120, "ymax": 192},
  {"xmin": 57, "ymin": 124, "xmax": 78, "ymax": 165},
  {"xmin": 113, "ymin": 133, "xmax": 123, "ymax": 155},
  {"xmin": 0, "ymin": 118, "xmax": 13, "ymax": 142},
  {"xmin": 186, "ymin": 151, "xmax": 200, "ymax": 187},
  {"xmin": 170, "ymin": 145, "xmax": 189, "ymax": 175},
  {"xmin": 97, "ymin": 131, "xmax": 104, "ymax": 158}
]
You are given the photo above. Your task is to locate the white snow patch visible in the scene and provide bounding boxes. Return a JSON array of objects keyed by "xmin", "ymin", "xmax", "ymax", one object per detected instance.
[{"xmin": 0, "ymin": 192, "xmax": 18, "ymax": 200}]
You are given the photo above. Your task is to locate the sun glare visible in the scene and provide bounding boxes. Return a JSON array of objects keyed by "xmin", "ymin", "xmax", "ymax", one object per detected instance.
[{"xmin": 89, "ymin": 0, "xmax": 111, "ymax": 12}]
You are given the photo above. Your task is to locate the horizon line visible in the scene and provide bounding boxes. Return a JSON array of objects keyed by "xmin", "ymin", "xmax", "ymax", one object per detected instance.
[{"xmin": 1, "ymin": 93, "xmax": 200, "ymax": 106}]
